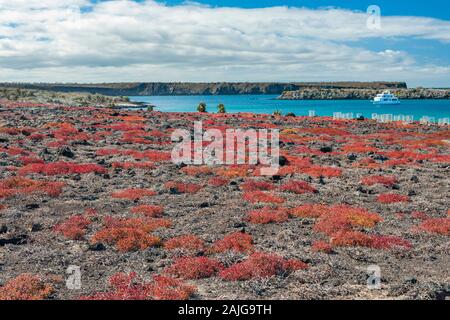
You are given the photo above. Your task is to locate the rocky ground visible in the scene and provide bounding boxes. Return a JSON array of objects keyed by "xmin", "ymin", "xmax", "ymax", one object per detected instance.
[
  {"xmin": 0, "ymin": 87, "xmax": 129, "ymax": 107},
  {"xmin": 0, "ymin": 101, "xmax": 448, "ymax": 300}
]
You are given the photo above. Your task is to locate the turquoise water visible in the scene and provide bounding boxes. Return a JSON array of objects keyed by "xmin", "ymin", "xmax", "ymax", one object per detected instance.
[{"xmin": 130, "ymin": 95, "xmax": 450, "ymax": 120}]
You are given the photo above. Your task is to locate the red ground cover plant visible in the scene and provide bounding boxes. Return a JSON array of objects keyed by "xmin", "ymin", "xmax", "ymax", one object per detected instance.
[
  {"xmin": 53, "ymin": 215, "xmax": 92, "ymax": 240},
  {"xmin": 219, "ymin": 252, "xmax": 308, "ymax": 281},
  {"xmin": 131, "ymin": 205, "xmax": 164, "ymax": 217},
  {"xmin": 210, "ymin": 232, "xmax": 254, "ymax": 253},
  {"xmin": 330, "ymin": 231, "xmax": 412, "ymax": 249},
  {"xmin": 164, "ymin": 181, "xmax": 202, "ymax": 194},
  {"xmin": 216, "ymin": 165, "xmax": 250, "ymax": 178},
  {"xmin": 164, "ymin": 235, "xmax": 206, "ymax": 253},
  {"xmin": 361, "ymin": 175, "xmax": 398, "ymax": 187},
  {"xmin": 240, "ymin": 180, "xmax": 275, "ymax": 192},
  {"xmin": 142, "ymin": 150, "xmax": 171, "ymax": 162},
  {"xmin": 91, "ymin": 217, "xmax": 171, "ymax": 252},
  {"xmin": 19, "ymin": 162, "xmax": 106, "ymax": 176},
  {"xmin": 80, "ymin": 272, "xmax": 195, "ymax": 300},
  {"xmin": 311, "ymin": 241, "xmax": 333, "ymax": 254},
  {"xmin": 291, "ymin": 204, "xmax": 329, "ymax": 218},
  {"xmin": 415, "ymin": 218, "xmax": 450, "ymax": 236},
  {"xmin": 377, "ymin": 193, "xmax": 410, "ymax": 204},
  {"xmin": 0, "ymin": 204, "xmax": 5, "ymax": 211},
  {"xmin": 207, "ymin": 176, "xmax": 229, "ymax": 187},
  {"xmin": 242, "ymin": 191, "xmax": 284, "ymax": 204},
  {"xmin": 0, "ymin": 177, "xmax": 64, "ymax": 199},
  {"xmin": 164, "ymin": 257, "xmax": 223, "ymax": 279},
  {"xmin": 19, "ymin": 156, "xmax": 45, "ymax": 165},
  {"xmin": 111, "ymin": 188, "xmax": 157, "ymax": 200},
  {"xmin": 370, "ymin": 235, "xmax": 412, "ymax": 249},
  {"xmin": 247, "ymin": 207, "xmax": 290, "ymax": 224},
  {"xmin": 341, "ymin": 142, "xmax": 378, "ymax": 154},
  {"xmin": 314, "ymin": 205, "xmax": 383, "ymax": 236},
  {"xmin": 279, "ymin": 180, "xmax": 317, "ymax": 194},
  {"xmin": 300, "ymin": 165, "xmax": 342, "ymax": 178},
  {"xmin": 0, "ymin": 274, "xmax": 53, "ymax": 300},
  {"xmin": 410, "ymin": 211, "xmax": 429, "ymax": 220}
]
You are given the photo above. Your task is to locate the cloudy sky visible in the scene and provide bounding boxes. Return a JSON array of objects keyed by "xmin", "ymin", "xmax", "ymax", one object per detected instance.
[{"xmin": 0, "ymin": 0, "xmax": 449, "ymax": 87}]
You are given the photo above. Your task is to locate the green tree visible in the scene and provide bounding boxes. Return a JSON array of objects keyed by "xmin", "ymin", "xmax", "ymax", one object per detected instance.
[
  {"xmin": 273, "ymin": 110, "xmax": 282, "ymax": 116},
  {"xmin": 197, "ymin": 102, "xmax": 207, "ymax": 113},
  {"xmin": 217, "ymin": 103, "xmax": 226, "ymax": 113}
]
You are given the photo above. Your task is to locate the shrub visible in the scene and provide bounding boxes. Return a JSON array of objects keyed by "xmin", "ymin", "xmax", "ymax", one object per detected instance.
[
  {"xmin": 0, "ymin": 274, "xmax": 53, "ymax": 300},
  {"xmin": 415, "ymin": 218, "xmax": 450, "ymax": 236},
  {"xmin": 377, "ymin": 194, "xmax": 410, "ymax": 204},
  {"xmin": 19, "ymin": 162, "xmax": 106, "ymax": 176},
  {"xmin": 279, "ymin": 180, "xmax": 317, "ymax": 194},
  {"xmin": 216, "ymin": 165, "xmax": 250, "ymax": 178},
  {"xmin": 197, "ymin": 102, "xmax": 207, "ymax": 113},
  {"xmin": 164, "ymin": 257, "xmax": 223, "ymax": 279},
  {"xmin": 210, "ymin": 232, "xmax": 254, "ymax": 253},
  {"xmin": 0, "ymin": 177, "xmax": 64, "ymax": 199},
  {"xmin": 242, "ymin": 191, "xmax": 284, "ymax": 204},
  {"xmin": 112, "ymin": 188, "xmax": 157, "ymax": 200},
  {"xmin": 331, "ymin": 231, "xmax": 411, "ymax": 249},
  {"xmin": 300, "ymin": 166, "xmax": 342, "ymax": 178},
  {"xmin": 314, "ymin": 205, "xmax": 382, "ymax": 236},
  {"xmin": 164, "ymin": 235, "xmax": 206, "ymax": 253},
  {"xmin": 361, "ymin": 175, "xmax": 398, "ymax": 187},
  {"xmin": 150, "ymin": 275, "xmax": 196, "ymax": 300},
  {"xmin": 241, "ymin": 180, "xmax": 275, "ymax": 192},
  {"xmin": 164, "ymin": 181, "xmax": 202, "ymax": 194},
  {"xmin": 291, "ymin": 204, "xmax": 329, "ymax": 218},
  {"xmin": 96, "ymin": 148, "xmax": 122, "ymax": 156},
  {"xmin": 342, "ymin": 143, "xmax": 377, "ymax": 154},
  {"xmin": 311, "ymin": 241, "xmax": 333, "ymax": 254},
  {"xmin": 19, "ymin": 156, "xmax": 45, "ymax": 165},
  {"xmin": 219, "ymin": 252, "xmax": 307, "ymax": 281},
  {"xmin": 410, "ymin": 211, "xmax": 429, "ymax": 220},
  {"xmin": 80, "ymin": 272, "xmax": 195, "ymax": 300},
  {"xmin": 370, "ymin": 235, "xmax": 412, "ymax": 249},
  {"xmin": 247, "ymin": 207, "xmax": 290, "ymax": 224},
  {"xmin": 131, "ymin": 205, "xmax": 164, "ymax": 217},
  {"xmin": 143, "ymin": 151, "xmax": 172, "ymax": 162},
  {"xmin": 54, "ymin": 215, "xmax": 91, "ymax": 240},
  {"xmin": 330, "ymin": 230, "xmax": 374, "ymax": 247},
  {"xmin": 207, "ymin": 176, "xmax": 229, "ymax": 187},
  {"xmin": 91, "ymin": 217, "xmax": 171, "ymax": 252}
]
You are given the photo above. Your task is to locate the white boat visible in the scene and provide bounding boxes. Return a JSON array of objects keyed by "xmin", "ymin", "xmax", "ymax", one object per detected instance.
[{"xmin": 373, "ymin": 90, "xmax": 400, "ymax": 105}]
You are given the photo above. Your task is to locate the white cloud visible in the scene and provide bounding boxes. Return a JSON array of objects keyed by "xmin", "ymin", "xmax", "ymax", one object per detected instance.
[{"xmin": 0, "ymin": 0, "xmax": 449, "ymax": 86}]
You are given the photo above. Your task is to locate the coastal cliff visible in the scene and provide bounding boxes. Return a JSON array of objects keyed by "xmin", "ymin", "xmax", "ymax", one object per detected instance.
[
  {"xmin": 278, "ymin": 88, "xmax": 450, "ymax": 100},
  {"xmin": 0, "ymin": 82, "xmax": 406, "ymax": 96}
]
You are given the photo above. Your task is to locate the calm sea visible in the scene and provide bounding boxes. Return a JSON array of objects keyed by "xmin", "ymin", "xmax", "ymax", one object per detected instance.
[{"xmin": 130, "ymin": 95, "xmax": 450, "ymax": 120}]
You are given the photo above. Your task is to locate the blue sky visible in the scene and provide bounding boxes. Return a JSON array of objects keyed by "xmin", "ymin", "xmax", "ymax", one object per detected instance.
[
  {"xmin": 159, "ymin": 0, "xmax": 450, "ymax": 20},
  {"xmin": 0, "ymin": 0, "xmax": 449, "ymax": 86}
]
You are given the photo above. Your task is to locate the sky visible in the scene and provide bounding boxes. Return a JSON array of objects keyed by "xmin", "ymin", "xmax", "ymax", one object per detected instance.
[{"xmin": 0, "ymin": 0, "xmax": 449, "ymax": 87}]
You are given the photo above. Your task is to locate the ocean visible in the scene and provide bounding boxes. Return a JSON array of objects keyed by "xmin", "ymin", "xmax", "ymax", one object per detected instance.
[{"xmin": 130, "ymin": 95, "xmax": 450, "ymax": 120}]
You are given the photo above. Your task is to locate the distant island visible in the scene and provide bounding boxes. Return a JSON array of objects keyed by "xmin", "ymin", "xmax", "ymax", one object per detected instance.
[
  {"xmin": 1, "ymin": 82, "xmax": 449, "ymax": 101},
  {"xmin": 278, "ymin": 87, "xmax": 450, "ymax": 100},
  {"xmin": 0, "ymin": 81, "xmax": 406, "ymax": 96}
]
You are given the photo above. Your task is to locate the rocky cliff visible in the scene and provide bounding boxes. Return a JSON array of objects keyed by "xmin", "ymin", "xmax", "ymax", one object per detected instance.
[
  {"xmin": 278, "ymin": 88, "xmax": 450, "ymax": 100},
  {"xmin": 0, "ymin": 82, "xmax": 407, "ymax": 96}
]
